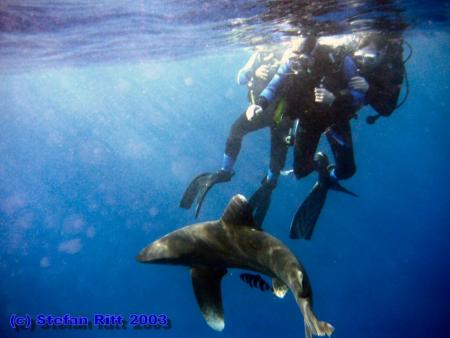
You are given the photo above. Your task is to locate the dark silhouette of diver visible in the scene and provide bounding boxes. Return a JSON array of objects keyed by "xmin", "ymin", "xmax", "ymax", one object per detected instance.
[
  {"xmin": 357, "ymin": 33, "xmax": 408, "ymax": 125},
  {"xmin": 180, "ymin": 44, "xmax": 295, "ymax": 224},
  {"xmin": 180, "ymin": 32, "xmax": 407, "ymax": 233},
  {"xmin": 295, "ymin": 32, "xmax": 407, "ymax": 239},
  {"xmin": 246, "ymin": 33, "xmax": 369, "ymax": 238},
  {"xmin": 250, "ymin": 32, "xmax": 406, "ymax": 239}
]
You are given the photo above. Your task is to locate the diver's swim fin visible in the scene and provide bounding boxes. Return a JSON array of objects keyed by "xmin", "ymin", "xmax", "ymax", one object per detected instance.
[
  {"xmin": 180, "ymin": 170, "xmax": 233, "ymax": 218},
  {"xmin": 290, "ymin": 181, "xmax": 329, "ymax": 240},
  {"xmin": 290, "ymin": 178, "xmax": 357, "ymax": 240},
  {"xmin": 248, "ymin": 179, "xmax": 276, "ymax": 229},
  {"xmin": 180, "ymin": 173, "xmax": 212, "ymax": 209},
  {"xmin": 330, "ymin": 181, "xmax": 358, "ymax": 197},
  {"xmin": 193, "ymin": 173, "xmax": 222, "ymax": 218}
]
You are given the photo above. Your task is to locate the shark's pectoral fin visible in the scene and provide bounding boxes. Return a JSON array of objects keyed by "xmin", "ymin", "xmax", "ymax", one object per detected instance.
[
  {"xmin": 191, "ymin": 267, "xmax": 227, "ymax": 331},
  {"xmin": 272, "ymin": 278, "xmax": 289, "ymax": 298}
]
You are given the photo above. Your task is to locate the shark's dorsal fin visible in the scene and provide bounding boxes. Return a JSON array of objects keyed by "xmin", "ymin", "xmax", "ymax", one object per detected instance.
[
  {"xmin": 191, "ymin": 267, "xmax": 227, "ymax": 331},
  {"xmin": 221, "ymin": 194, "xmax": 257, "ymax": 228},
  {"xmin": 272, "ymin": 277, "xmax": 289, "ymax": 298}
]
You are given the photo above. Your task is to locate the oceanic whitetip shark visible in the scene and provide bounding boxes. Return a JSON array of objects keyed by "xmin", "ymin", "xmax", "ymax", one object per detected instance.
[{"xmin": 137, "ymin": 194, "xmax": 334, "ymax": 338}]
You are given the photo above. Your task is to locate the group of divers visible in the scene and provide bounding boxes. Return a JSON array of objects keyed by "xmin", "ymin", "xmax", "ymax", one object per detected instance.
[
  {"xmin": 180, "ymin": 29, "xmax": 408, "ymax": 237},
  {"xmin": 137, "ymin": 29, "xmax": 409, "ymax": 338}
]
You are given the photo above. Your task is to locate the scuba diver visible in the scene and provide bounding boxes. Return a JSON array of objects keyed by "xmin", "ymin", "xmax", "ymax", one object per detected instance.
[
  {"xmin": 356, "ymin": 33, "xmax": 407, "ymax": 125},
  {"xmin": 245, "ymin": 33, "xmax": 371, "ymax": 239},
  {"xmin": 179, "ymin": 44, "xmax": 294, "ymax": 224}
]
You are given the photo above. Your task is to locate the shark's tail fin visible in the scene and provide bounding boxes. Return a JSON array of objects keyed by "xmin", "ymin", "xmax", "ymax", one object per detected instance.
[{"xmin": 300, "ymin": 298, "xmax": 334, "ymax": 338}]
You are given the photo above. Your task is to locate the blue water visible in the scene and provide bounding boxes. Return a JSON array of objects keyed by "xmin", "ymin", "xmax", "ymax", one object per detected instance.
[{"xmin": 1, "ymin": 1, "xmax": 449, "ymax": 338}]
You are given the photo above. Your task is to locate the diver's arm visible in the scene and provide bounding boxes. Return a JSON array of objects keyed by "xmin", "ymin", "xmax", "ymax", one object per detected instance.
[
  {"xmin": 245, "ymin": 46, "xmax": 300, "ymax": 121},
  {"xmin": 237, "ymin": 52, "xmax": 260, "ymax": 85},
  {"xmin": 245, "ymin": 59, "xmax": 294, "ymax": 121},
  {"xmin": 245, "ymin": 60, "xmax": 292, "ymax": 121},
  {"xmin": 248, "ymin": 45, "xmax": 296, "ymax": 109},
  {"xmin": 257, "ymin": 61, "xmax": 293, "ymax": 108},
  {"xmin": 333, "ymin": 55, "xmax": 368, "ymax": 107},
  {"xmin": 315, "ymin": 56, "xmax": 369, "ymax": 107}
]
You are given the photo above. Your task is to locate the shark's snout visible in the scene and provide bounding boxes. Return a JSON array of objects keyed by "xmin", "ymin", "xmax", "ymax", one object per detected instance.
[
  {"xmin": 137, "ymin": 240, "xmax": 169, "ymax": 263},
  {"xmin": 137, "ymin": 231, "xmax": 197, "ymax": 265}
]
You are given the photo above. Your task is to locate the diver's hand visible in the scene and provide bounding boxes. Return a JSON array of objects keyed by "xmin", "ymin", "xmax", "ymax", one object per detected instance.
[
  {"xmin": 254, "ymin": 65, "xmax": 270, "ymax": 81},
  {"xmin": 314, "ymin": 87, "xmax": 335, "ymax": 106},
  {"xmin": 246, "ymin": 104, "xmax": 263, "ymax": 121},
  {"xmin": 349, "ymin": 76, "xmax": 369, "ymax": 92}
]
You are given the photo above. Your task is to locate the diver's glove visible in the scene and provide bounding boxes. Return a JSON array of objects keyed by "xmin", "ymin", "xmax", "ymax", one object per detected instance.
[
  {"xmin": 245, "ymin": 96, "xmax": 268, "ymax": 121},
  {"xmin": 314, "ymin": 87, "xmax": 335, "ymax": 106},
  {"xmin": 349, "ymin": 76, "xmax": 369, "ymax": 92},
  {"xmin": 254, "ymin": 64, "xmax": 271, "ymax": 81},
  {"xmin": 245, "ymin": 104, "xmax": 263, "ymax": 121}
]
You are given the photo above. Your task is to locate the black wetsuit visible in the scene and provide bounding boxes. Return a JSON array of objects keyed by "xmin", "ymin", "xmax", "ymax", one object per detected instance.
[
  {"xmin": 225, "ymin": 51, "xmax": 293, "ymax": 175},
  {"xmin": 225, "ymin": 109, "xmax": 292, "ymax": 175},
  {"xmin": 265, "ymin": 45, "xmax": 365, "ymax": 180}
]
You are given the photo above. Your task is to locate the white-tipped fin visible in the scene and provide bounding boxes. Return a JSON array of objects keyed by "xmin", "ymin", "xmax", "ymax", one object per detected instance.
[
  {"xmin": 272, "ymin": 278, "xmax": 289, "ymax": 298},
  {"xmin": 191, "ymin": 267, "xmax": 227, "ymax": 331},
  {"xmin": 203, "ymin": 308, "xmax": 225, "ymax": 331}
]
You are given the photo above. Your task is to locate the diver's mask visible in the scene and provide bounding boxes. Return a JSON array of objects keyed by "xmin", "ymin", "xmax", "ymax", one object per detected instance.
[
  {"xmin": 289, "ymin": 52, "xmax": 314, "ymax": 75},
  {"xmin": 354, "ymin": 46, "xmax": 382, "ymax": 70}
]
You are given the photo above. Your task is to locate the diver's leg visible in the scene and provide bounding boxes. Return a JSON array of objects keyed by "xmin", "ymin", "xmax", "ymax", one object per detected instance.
[
  {"xmin": 223, "ymin": 110, "xmax": 271, "ymax": 172},
  {"xmin": 181, "ymin": 111, "xmax": 267, "ymax": 213},
  {"xmin": 269, "ymin": 116, "xmax": 292, "ymax": 177},
  {"xmin": 293, "ymin": 126, "xmax": 322, "ymax": 179},
  {"xmin": 326, "ymin": 120, "xmax": 356, "ymax": 180},
  {"xmin": 289, "ymin": 125, "xmax": 328, "ymax": 239},
  {"xmin": 290, "ymin": 121, "xmax": 357, "ymax": 240},
  {"xmin": 249, "ymin": 117, "xmax": 292, "ymax": 227}
]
